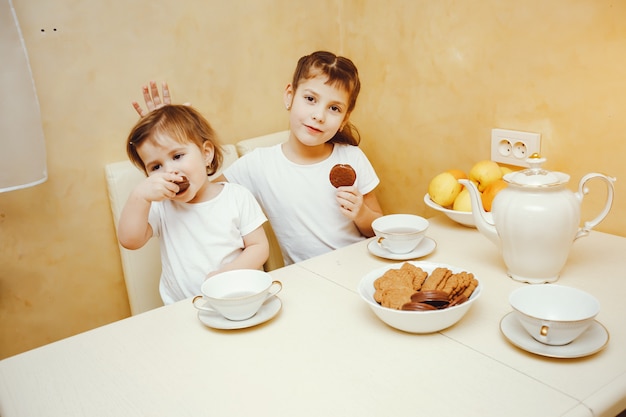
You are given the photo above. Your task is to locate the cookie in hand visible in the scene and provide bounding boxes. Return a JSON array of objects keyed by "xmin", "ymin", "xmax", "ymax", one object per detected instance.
[
  {"xmin": 329, "ymin": 164, "xmax": 356, "ymax": 188},
  {"xmin": 174, "ymin": 176, "xmax": 190, "ymax": 195}
]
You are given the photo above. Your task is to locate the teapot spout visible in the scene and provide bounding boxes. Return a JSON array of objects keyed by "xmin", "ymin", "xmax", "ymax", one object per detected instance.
[{"xmin": 458, "ymin": 179, "xmax": 500, "ymax": 246}]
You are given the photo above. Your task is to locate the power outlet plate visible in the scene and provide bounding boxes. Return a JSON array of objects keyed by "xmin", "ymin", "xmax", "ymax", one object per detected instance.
[{"xmin": 491, "ymin": 128, "xmax": 541, "ymax": 167}]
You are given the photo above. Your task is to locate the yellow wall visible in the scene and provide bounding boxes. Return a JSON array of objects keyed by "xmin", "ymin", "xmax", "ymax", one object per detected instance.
[{"xmin": 2, "ymin": 0, "xmax": 625, "ymax": 359}]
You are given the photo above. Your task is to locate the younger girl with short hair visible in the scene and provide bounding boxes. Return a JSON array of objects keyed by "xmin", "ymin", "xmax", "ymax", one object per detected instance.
[{"xmin": 119, "ymin": 105, "xmax": 269, "ymax": 304}]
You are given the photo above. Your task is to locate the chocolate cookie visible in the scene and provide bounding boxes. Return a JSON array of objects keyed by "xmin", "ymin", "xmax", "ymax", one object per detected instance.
[
  {"xmin": 401, "ymin": 301, "xmax": 438, "ymax": 311},
  {"xmin": 411, "ymin": 290, "xmax": 450, "ymax": 308},
  {"xmin": 329, "ymin": 164, "xmax": 356, "ymax": 188},
  {"xmin": 174, "ymin": 176, "xmax": 190, "ymax": 195}
]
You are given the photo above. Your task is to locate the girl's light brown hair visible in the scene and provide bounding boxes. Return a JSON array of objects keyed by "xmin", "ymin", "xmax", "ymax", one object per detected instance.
[
  {"xmin": 291, "ymin": 51, "xmax": 361, "ymax": 146},
  {"xmin": 126, "ymin": 105, "xmax": 223, "ymax": 176}
]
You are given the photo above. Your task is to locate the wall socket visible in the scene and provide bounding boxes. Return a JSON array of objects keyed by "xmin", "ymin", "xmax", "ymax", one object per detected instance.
[{"xmin": 491, "ymin": 128, "xmax": 541, "ymax": 167}]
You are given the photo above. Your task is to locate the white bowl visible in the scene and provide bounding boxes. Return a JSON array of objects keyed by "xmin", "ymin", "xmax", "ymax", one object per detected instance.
[
  {"xmin": 423, "ymin": 193, "xmax": 475, "ymax": 228},
  {"xmin": 357, "ymin": 261, "xmax": 481, "ymax": 333},
  {"xmin": 192, "ymin": 270, "xmax": 282, "ymax": 321},
  {"xmin": 509, "ymin": 284, "xmax": 599, "ymax": 346}
]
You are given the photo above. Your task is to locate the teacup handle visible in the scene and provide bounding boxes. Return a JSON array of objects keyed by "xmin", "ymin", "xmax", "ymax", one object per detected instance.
[
  {"xmin": 537, "ymin": 324, "xmax": 550, "ymax": 343},
  {"xmin": 266, "ymin": 280, "xmax": 282, "ymax": 298},
  {"xmin": 575, "ymin": 173, "xmax": 616, "ymax": 240},
  {"xmin": 192, "ymin": 295, "xmax": 217, "ymax": 312},
  {"xmin": 377, "ymin": 236, "xmax": 388, "ymax": 250}
]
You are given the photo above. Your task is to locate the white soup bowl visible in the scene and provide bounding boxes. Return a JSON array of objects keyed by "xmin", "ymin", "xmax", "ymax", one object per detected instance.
[{"xmin": 193, "ymin": 269, "xmax": 282, "ymax": 321}]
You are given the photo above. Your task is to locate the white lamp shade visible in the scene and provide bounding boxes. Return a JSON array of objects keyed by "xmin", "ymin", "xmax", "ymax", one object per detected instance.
[{"xmin": 0, "ymin": 0, "xmax": 47, "ymax": 193}]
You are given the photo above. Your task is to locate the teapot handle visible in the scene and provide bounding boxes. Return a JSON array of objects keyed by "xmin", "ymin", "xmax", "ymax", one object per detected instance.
[{"xmin": 575, "ymin": 173, "xmax": 616, "ymax": 240}]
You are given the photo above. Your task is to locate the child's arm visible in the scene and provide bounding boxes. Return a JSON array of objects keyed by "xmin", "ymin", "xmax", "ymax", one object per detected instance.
[
  {"xmin": 336, "ymin": 187, "xmax": 383, "ymax": 237},
  {"xmin": 206, "ymin": 226, "xmax": 270, "ymax": 279},
  {"xmin": 117, "ymin": 190, "xmax": 153, "ymax": 250},
  {"xmin": 117, "ymin": 174, "xmax": 181, "ymax": 249}
]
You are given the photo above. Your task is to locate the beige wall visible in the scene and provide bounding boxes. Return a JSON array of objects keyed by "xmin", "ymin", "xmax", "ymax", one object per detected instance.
[{"xmin": 1, "ymin": 0, "xmax": 625, "ymax": 359}]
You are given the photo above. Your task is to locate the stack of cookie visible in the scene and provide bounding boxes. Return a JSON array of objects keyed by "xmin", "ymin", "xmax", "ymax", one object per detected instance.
[{"xmin": 373, "ymin": 262, "xmax": 478, "ymax": 311}]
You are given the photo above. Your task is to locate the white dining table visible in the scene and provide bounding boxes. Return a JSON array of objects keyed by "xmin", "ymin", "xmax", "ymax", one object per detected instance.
[{"xmin": 1, "ymin": 215, "xmax": 625, "ymax": 417}]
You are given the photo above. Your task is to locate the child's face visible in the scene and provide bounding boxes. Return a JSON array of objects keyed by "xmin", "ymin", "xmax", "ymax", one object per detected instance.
[
  {"xmin": 137, "ymin": 132, "xmax": 213, "ymax": 201},
  {"xmin": 284, "ymin": 75, "xmax": 350, "ymax": 147}
]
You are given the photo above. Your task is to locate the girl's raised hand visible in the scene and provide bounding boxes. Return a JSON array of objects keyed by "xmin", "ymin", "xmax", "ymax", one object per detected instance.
[
  {"xmin": 131, "ymin": 81, "xmax": 171, "ymax": 117},
  {"xmin": 136, "ymin": 172, "xmax": 182, "ymax": 202}
]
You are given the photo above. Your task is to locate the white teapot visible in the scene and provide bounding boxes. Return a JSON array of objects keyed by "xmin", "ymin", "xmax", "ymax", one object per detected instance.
[{"xmin": 460, "ymin": 155, "xmax": 616, "ymax": 284}]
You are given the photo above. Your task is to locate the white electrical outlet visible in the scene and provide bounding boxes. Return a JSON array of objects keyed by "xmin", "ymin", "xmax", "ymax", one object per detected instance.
[{"xmin": 491, "ymin": 129, "xmax": 541, "ymax": 167}]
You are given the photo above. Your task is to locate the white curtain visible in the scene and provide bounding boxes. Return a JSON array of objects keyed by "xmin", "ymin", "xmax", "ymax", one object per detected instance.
[{"xmin": 0, "ymin": 0, "xmax": 47, "ymax": 192}]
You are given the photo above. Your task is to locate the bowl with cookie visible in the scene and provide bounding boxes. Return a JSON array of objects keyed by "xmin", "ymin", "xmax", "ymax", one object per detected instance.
[
  {"xmin": 423, "ymin": 193, "xmax": 475, "ymax": 228},
  {"xmin": 357, "ymin": 261, "xmax": 481, "ymax": 333}
]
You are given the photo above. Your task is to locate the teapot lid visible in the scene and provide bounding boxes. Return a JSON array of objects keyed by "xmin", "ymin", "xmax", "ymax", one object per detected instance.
[{"xmin": 503, "ymin": 154, "xmax": 570, "ymax": 186}]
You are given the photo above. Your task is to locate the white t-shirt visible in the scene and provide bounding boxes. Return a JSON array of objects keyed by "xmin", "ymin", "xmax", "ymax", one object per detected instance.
[
  {"xmin": 148, "ymin": 182, "xmax": 267, "ymax": 304},
  {"xmin": 224, "ymin": 143, "xmax": 379, "ymax": 265}
]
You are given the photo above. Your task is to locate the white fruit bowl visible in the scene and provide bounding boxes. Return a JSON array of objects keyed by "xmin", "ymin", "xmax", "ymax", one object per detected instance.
[
  {"xmin": 423, "ymin": 194, "xmax": 475, "ymax": 228},
  {"xmin": 358, "ymin": 261, "xmax": 482, "ymax": 333}
]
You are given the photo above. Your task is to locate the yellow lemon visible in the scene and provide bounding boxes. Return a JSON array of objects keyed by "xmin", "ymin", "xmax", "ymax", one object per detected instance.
[
  {"xmin": 429, "ymin": 172, "xmax": 463, "ymax": 208},
  {"xmin": 452, "ymin": 188, "xmax": 472, "ymax": 212}
]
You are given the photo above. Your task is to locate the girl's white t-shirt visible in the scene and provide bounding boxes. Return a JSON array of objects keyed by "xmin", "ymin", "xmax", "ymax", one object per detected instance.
[
  {"xmin": 224, "ymin": 143, "xmax": 379, "ymax": 265},
  {"xmin": 148, "ymin": 182, "xmax": 267, "ymax": 304}
]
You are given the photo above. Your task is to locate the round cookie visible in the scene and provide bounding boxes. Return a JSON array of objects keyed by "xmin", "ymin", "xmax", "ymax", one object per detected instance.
[
  {"xmin": 329, "ymin": 164, "xmax": 356, "ymax": 188},
  {"xmin": 175, "ymin": 176, "xmax": 190, "ymax": 195},
  {"xmin": 401, "ymin": 302, "xmax": 438, "ymax": 311},
  {"xmin": 411, "ymin": 290, "xmax": 450, "ymax": 308}
]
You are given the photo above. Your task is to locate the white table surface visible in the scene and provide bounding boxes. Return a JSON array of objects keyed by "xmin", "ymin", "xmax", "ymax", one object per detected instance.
[{"xmin": 1, "ymin": 215, "xmax": 625, "ymax": 417}]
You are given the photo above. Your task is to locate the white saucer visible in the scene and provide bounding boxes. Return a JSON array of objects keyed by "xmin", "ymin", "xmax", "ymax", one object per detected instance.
[
  {"xmin": 197, "ymin": 296, "xmax": 282, "ymax": 330},
  {"xmin": 367, "ymin": 237, "xmax": 436, "ymax": 260},
  {"xmin": 499, "ymin": 311, "xmax": 609, "ymax": 359}
]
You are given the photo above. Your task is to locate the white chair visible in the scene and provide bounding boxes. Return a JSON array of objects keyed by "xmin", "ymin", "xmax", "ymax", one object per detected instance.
[
  {"xmin": 235, "ymin": 131, "xmax": 289, "ymax": 272},
  {"xmin": 236, "ymin": 130, "xmax": 289, "ymax": 156},
  {"xmin": 105, "ymin": 144, "xmax": 238, "ymax": 315}
]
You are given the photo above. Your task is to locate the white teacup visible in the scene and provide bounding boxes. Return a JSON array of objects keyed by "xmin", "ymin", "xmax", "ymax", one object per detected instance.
[
  {"xmin": 509, "ymin": 284, "xmax": 599, "ymax": 346},
  {"xmin": 372, "ymin": 214, "xmax": 429, "ymax": 254},
  {"xmin": 192, "ymin": 269, "xmax": 282, "ymax": 321}
]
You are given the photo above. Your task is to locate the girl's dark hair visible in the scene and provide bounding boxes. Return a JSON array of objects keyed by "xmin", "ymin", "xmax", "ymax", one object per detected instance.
[
  {"xmin": 291, "ymin": 51, "xmax": 361, "ymax": 146},
  {"xmin": 126, "ymin": 105, "xmax": 223, "ymax": 176}
]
